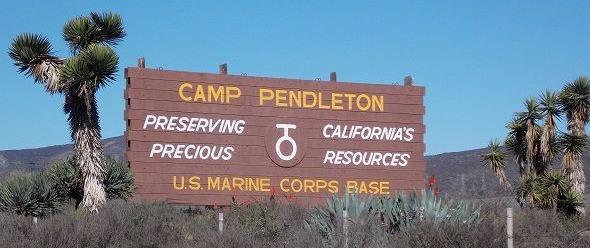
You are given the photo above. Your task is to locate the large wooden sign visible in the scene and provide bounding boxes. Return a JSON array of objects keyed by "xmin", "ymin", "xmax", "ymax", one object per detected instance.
[{"xmin": 124, "ymin": 67, "xmax": 425, "ymax": 205}]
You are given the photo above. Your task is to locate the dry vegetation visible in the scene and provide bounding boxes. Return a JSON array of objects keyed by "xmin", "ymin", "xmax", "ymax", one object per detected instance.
[{"xmin": 0, "ymin": 199, "xmax": 588, "ymax": 248}]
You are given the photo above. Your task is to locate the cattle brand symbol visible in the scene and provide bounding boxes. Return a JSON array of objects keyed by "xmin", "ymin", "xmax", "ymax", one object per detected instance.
[
  {"xmin": 265, "ymin": 120, "xmax": 307, "ymax": 168},
  {"xmin": 275, "ymin": 124, "xmax": 297, "ymax": 161}
]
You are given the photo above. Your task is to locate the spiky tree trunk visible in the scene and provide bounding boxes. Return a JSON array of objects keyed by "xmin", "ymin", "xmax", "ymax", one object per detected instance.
[
  {"xmin": 566, "ymin": 115, "xmax": 586, "ymax": 206},
  {"xmin": 539, "ymin": 119, "xmax": 555, "ymax": 173},
  {"xmin": 525, "ymin": 119, "xmax": 537, "ymax": 176},
  {"xmin": 65, "ymin": 90, "xmax": 106, "ymax": 212}
]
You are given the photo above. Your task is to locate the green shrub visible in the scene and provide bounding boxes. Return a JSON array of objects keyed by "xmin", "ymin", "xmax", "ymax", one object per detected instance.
[
  {"xmin": 0, "ymin": 172, "xmax": 58, "ymax": 217},
  {"xmin": 44, "ymin": 159, "xmax": 82, "ymax": 203},
  {"xmin": 104, "ymin": 159, "xmax": 134, "ymax": 200},
  {"xmin": 0, "ymin": 158, "xmax": 135, "ymax": 216},
  {"xmin": 516, "ymin": 170, "xmax": 581, "ymax": 215},
  {"xmin": 0, "ymin": 200, "xmax": 587, "ymax": 247},
  {"xmin": 45, "ymin": 157, "xmax": 134, "ymax": 205}
]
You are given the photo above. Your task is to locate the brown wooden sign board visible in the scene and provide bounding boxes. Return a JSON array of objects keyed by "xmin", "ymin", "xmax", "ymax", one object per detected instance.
[{"xmin": 124, "ymin": 67, "xmax": 426, "ymax": 205}]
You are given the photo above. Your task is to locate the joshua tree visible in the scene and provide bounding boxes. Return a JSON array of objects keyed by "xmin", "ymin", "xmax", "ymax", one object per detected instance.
[
  {"xmin": 481, "ymin": 140, "xmax": 511, "ymax": 189},
  {"xmin": 517, "ymin": 98, "xmax": 542, "ymax": 176},
  {"xmin": 8, "ymin": 12, "xmax": 125, "ymax": 212},
  {"xmin": 538, "ymin": 91, "xmax": 561, "ymax": 172},
  {"xmin": 483, "ymin": 80, "xmax": 589, "ymax": 213},
  {"xmin": 559, "ymin": 76, "xmax": 590, "ymax": 212},
  {"xmin": 505, "ymin": 117, "xmax": 528, "ymax": 175}
]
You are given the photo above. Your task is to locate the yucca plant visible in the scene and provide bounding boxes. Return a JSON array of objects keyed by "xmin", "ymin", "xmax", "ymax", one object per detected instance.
[
  {"xmin": 481, "ymin": 140, "xmax": 511, "ymax": 189},
  {"xmin": 0, "ymin": 173, "xmax": 58, "ymax": 217},
  {"xmin": 45, "ymin": 158, "xmax": 134, "ymax": 207},
  {"xmin": 104, "ymin": 159, "xmax": 134, "ymax": 200},
  {"xmin": 515, "ymin": 171, "xmax": 581, "ymax": 214},
  {"xmin": 45, "ymin": 158, "xmax": 83, "ymax": 204},
  {"xmin": 559, "ymin": 77, "xmax": 590, "ymax": 207},
  {"xmin": 482, "ymin": 77, "xmax": 590, "ymax": 215},
  {"xmin": 8, "ymin": 12, "xmax": 125, "ymax": 213}
]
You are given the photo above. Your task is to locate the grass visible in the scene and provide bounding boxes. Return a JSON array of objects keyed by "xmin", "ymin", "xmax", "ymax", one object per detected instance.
[{"xmin": 0, "ymin": 199, "xmax": 588, "ymax": 248}]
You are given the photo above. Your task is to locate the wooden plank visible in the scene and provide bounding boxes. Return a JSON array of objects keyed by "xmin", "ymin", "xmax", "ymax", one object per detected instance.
[
  {"xmin": 126, "ymin": 96, "xmax": 425, "ymax": 115},
  {"xmin": 132, "ymin": 169, "xmax": 425, "ymax": 183},
  {"xmin": 126, "ymin": 109, "xmax": 425, "ymax": 126},
  {"xmin": 127, "ymin": 141, "xmax": 423, "ymax": 155},
  {"xmin": 126, "ymin": 108, "xmax": 423, "ymax": 124},
  {"xmin": 126, "ymin": 151, "xmax": 425, "ymax": 167},
  {"xmin": 127, "ymin": 121, "xmax": 426, "ymax": 137},
  {"xmin": 125, "ymin": 68, "xmax": 425, "ymax": 96}
]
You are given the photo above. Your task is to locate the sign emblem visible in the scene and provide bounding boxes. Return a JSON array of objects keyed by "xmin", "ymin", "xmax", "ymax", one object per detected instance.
[
  {"xmin": 265, "ymin": 120, "xmax": 307, "ymax": 168},
  {"xmin": 275, "ymin": 124, "xmax": 297, "ymax": 161}
]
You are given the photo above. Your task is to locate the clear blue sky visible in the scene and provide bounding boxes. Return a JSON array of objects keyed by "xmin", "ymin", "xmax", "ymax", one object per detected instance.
[{"xmin": 1, "ymin": 1, "xmax": 589, "ymax": 155}]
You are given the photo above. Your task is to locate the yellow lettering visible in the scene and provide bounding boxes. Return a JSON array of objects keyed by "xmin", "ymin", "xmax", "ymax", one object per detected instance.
[
  {"xmin": 260, "ymin": 178, "xmax": 271, "ymax": 192},
  {"xmin": 178, "ymin": 83, "xmax": 193, "ymax": 101},
  {"xmin": 208, "ymin": 85, "xmax": 225, "ymax": 103},
  {"xmin": 275, "ymin": 89, "xmax": 288, "ymax": 107},
  {"xmin": 371, "ymin": 95, "xmax": 384, "ymax": 112},
  {"xmin": 259, "ymin": 88, "xmax": 274, "ymax": 105},
  {"xmin": 331, "ymin": 93, "xmax": 343, "ymax": 110},
  {"xmin": 304, "ymin": 180, "xmax": 316, "ymax": 192},
  {"xmin": 289, "ymin": 91, "xmax": 302, "ymax": 107},
  {"xmin": 173, "ymin": 176, "xmax": 185, "ymax": 190},
  {"xmin": 344, "ymin": 93, "xmax": 356, "ymax": 110},
  {"xmin": 194, "ymin": 85, "xmax": 206, "ymax": 102},
  {"xmin": 188, "ymin": 176, "xmax": 201, "ymax": 190},
  {"xmin": 328, "ymin": 180, "xmax": 339, "ymax": 193},
  {"xmin": 226, "ymin": 86, "xmax": 241, "ymax": 103},
  {"xmin": 318, "ymin": 93, "xmax": 330, "ymax": 109},
  {"xmin": 356, "ymin": 94, "xmax": 371, "ymax": 111},
  {"xmin": 302, "ymin": 91, "xmax": 317, "ymax": 108},
  {"xmin": 380, "ymin": 182, "xmax": 390, "ymax": 194},
  {"xmin": 232, "ymin": 177, "xmax": 244, "ymax": 191},
  {"xmin": 280, "ymin": 179, "xmax": 290, "ymax": 192},
  {"xmin": 291, "ymin": 179, "xmax": 303, "ymax": 192},
  {"xmin": 222, "ymin": 178, "xmax": 231, "ymax": 191},
  {"xmin": 208, "ymin": 177, "xmax": 220, "ymax": 190},
  {"xmin": 316, "ymin": 180, "xmax": 327, "ymax": 191}
]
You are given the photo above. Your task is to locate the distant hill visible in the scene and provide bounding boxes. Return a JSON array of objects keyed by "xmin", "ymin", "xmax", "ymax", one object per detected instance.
[
  {"xmin": 0, "ymin": 136, "xmax": 125, "ymax": 176},
  {"xmin": 1, "ymin": 136, "xmax": 589, "ymax": 199}
]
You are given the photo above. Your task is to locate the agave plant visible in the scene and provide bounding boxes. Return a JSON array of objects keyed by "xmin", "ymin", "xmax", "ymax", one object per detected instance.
[
  {"xmin": 305, "ymin": 193, "xmax": 375, "ymax": 246},
  {"xmin": 375, "ymin": 189, "xmax": 480, "ymax": 233},
  {"xmin": 306, "ymin": 190, "xmax": 481, "ymax": 244}
]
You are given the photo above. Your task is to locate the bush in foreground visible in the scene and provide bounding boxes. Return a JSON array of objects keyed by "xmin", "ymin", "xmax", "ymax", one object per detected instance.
[
  {"xmin": 0, "ymin": 158, "xmax": 134, "ymax": 216},
  {"xmin": 0, "ymin": 199, "xmax": 587, "ymax": 248},
  {"xmin": 0, "ymin": 172, "xmax": 58, "ymax": 217}
]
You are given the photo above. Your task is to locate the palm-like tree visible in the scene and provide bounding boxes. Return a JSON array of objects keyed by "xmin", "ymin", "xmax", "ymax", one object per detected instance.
[
  {"xmin": 515, "ymin": 98, "xmax": 542, "ymax": 176},
  {"xmin": 8, "ymin": 12, "xmax": 125, "ymax": 212},
  {"xmin": 505, "ymin": 117, "xmax": 528, "ymax": 175},
  {"xmin": 559, "ymin": 77, "xmax": 590, "ymax": 211},
  {"xmin": 539, "ymin": 91, "xmax": 561, "ymax": 173},
  {"xmin": 481, "ymin": 140, "xmax": 511, "ymax": 189}
]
